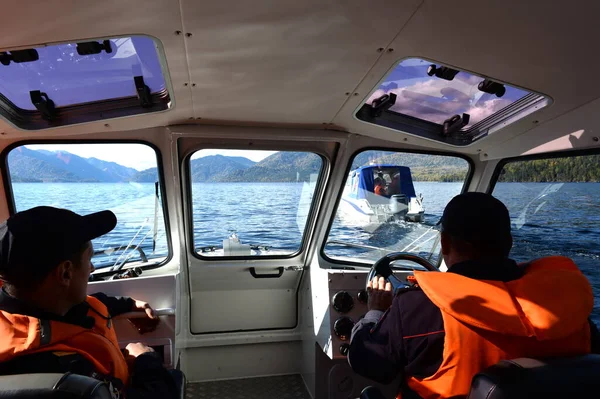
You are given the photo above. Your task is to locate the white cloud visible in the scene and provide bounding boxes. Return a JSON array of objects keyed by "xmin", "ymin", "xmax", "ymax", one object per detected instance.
[{"xmin": 368, "ymin": 75, "xmax": 518, "ymax": 126}]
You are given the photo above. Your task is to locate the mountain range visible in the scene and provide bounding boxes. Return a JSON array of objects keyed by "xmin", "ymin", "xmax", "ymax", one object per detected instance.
[{"xmin": 7, "ymin": 147, "xmax": 469, "ymax": 183}]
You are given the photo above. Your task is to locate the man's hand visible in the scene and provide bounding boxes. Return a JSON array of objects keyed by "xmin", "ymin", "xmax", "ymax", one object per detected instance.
[
  {"xmin": 125, "ymin": 342, "xmax": 155, "ymax": 358},
  {"xmin": 132, "ymin": 299, "xmax": 158, "ymax": 319},
  {"xmin": 367, "ymin": 276, "xmax": 393, "ymax": 311}
]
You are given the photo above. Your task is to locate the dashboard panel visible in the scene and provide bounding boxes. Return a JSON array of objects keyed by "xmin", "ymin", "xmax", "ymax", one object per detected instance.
[{"xmin": 327, "ymin": 270, "xmax": 415, "ymax": 359}]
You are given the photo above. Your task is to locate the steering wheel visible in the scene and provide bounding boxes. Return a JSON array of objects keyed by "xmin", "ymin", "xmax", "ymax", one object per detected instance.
[{"xmin": 366, "ymin": 252, "xmax": 438, "ymax": 293}]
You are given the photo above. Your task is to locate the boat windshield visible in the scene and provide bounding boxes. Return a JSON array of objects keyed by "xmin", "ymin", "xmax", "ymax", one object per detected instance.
[
  {"xmin": 190, "ymin": 148, "xmax": 323, "ymax": 258},
  {"xmin": 6, "ymin": 143, "xmax": 169, "ymax": 271},
  {"xmin": 325, "ymin": 149, "xmax": 470, "ymax": 266}
]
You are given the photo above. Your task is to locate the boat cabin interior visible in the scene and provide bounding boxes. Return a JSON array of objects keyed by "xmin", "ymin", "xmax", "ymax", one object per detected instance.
[{"xmin": 0, "ymin": 0, "xmax": 599, "ymax": 398}]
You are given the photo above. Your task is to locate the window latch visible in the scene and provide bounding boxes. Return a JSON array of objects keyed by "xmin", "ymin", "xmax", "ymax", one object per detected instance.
[
  {"xmin": 134, "ymin": 75, "xmax": 153, "ymax": 108},
  {"xmin": 30, "ymin": 90, "xmax": 57, "ymax": 121}
]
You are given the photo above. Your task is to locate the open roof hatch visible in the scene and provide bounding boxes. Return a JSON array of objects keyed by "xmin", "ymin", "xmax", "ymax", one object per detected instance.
[
  {"xmin": 0, "ymin": 35, "xmax": 170, "ymax": 130},
  {"xmin": 356, "ymin": 58, "xmax": 550, "ymax": 146}
]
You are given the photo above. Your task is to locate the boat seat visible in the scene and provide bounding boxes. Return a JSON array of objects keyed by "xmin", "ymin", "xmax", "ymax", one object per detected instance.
[
  {"xmin": 467, "ymin": 355, "xmax": 600, "ymax": 399},
  {"xmin": 359, "ymin": 354, "xmax": 600, "ymax": 399},
  {"xmin": 0, "ymin": 373, "xmax": 112, "ymax": 399},
  {"xmin": 0, "ymin": 369, "xmax": 185, "ymax": 399}
]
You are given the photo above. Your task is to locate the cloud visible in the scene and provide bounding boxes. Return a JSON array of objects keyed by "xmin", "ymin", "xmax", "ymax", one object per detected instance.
[{"xmin": 367, "ymin": 76, "xmax": 516, "ymax": 127}]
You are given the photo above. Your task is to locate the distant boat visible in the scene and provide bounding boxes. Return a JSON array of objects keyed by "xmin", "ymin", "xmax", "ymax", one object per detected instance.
[{"xmin": 338, "ymin": 164, "xmax": 424, "ymax": 232}]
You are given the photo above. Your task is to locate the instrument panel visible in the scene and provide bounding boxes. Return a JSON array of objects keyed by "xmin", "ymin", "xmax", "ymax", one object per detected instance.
[
  {"xmin": 327, "ymin": 272, "xmax": 369, "ymax": 359},
  {"xmin": 327, "ymin": 270, "xmax": 414, "ymax": 359}
]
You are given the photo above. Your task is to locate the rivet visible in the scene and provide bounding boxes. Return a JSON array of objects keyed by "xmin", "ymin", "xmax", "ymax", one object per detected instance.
[
  {"xmin": 196, "ymin": 117, "xmax": 202, "ymax": 120},
  {"xmin": 376, "ymin": 48, "xmax": 384, "ymax": 53},
  {"xmin": 477, "ymin": 149, "xmax": 482, "ymax": 152},
  {"xmin": 593, "ymin": 137, "xmax": 599, "ymax": 142},
  {"xmin": 387, "ymin": 48, "xmax": 394, "ymax": 52},
  {"xmin": 192, "ymin": 83, "xmax": 196, "ymax": 87},
  {"xmin": 104, "ymin": 123, "xmax": 110, "ymax": 128},
  {"xmin": 186, "ymin": 33, "xmax": 193, "ymax": 37},
  {"xmin": 353, "ymin": 92, "xmax": 359, "ymax": 96},
  {"xmin": 175, "ymin": 30, "xmax": 182, "ymax": 35},
  {"xmin": 188, "ymin": 117, "xmax": 194, "ymax": 120},
  {"xmin": 345, "ymin": 92, "xmax": 350, "ymax": 96},
  {"xmin": 533, "ymin": 120, "xmax": 539, "ymax": 124},
  {"xmin": 184, "ymin": 83, "xmax": 188, "ymax": 86},
  {"xmin": 403, "ymin": 138, "xmax": 408, "ymax": 141},
  {"xmin": 483, "ymin": 153, "xmax": 488, "ymax": 157}
]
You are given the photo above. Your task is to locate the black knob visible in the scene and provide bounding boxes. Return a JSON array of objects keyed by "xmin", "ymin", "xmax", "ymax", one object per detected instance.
[
  {"xmin": 357, "ymin": 289, "xmax": 368, "ymax": 304},
  {"xmin": 334, "ymin": 317, "xmax": 354, "ymax": 341},
  {"xmin": 340, "ymin": 343, "xmax": 350, "ymax": 356},
  {"xmin": 332, "ymin": 291, "xmax": 354, "ymax": 313}
]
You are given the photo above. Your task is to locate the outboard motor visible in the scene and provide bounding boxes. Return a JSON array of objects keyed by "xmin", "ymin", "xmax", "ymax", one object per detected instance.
[{"xmin": 389, "ymin": 194, "xmax": 409, "ymax": 220}]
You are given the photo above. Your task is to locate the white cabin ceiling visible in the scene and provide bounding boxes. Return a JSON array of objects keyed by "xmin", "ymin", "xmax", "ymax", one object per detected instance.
[{"xmin": 0, "ymin": 0, "xmax": 599, "ymax": 159}]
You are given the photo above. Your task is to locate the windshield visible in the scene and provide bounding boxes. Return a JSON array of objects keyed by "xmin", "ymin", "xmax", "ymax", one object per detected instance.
[
  {"xmin": 6, "ymin": 143, "xmax": 168, "ymax": 270},
  {"xmin": 190, "ymin": 149, "xmax": 323, "ymax": 258},
  {"xmin": 324, "ymin": 150, "xmax": 470, "ymax": 266}
]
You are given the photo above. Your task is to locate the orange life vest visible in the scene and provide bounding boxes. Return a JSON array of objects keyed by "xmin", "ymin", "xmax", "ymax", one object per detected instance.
[
  {"xmin": 404, "ymin": 256, "xmax": 593, "ymax": 399},
  {"xmin": 0, "ymin": 295, "xmax": 129, "ymax": 385},
  {"xmin": 375, "ymin": 185, "xmax": 386, "ymax": 196}
]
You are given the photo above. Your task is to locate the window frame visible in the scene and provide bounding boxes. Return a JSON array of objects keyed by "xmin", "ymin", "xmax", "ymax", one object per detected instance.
[
  {"xmin": 0, "ymin": 139, "xmax": 173, "ymax": 275},
  {"xmin": 320, "ymin": 146, "xmax": 474, "ymax": 268},
  {"xmin": 0, "ymin": 35, "xmax": 172, "ymax": 130},
  {"xmin": 355, "ymin": 56, "xmax": 552, "ymax": 147},
  {"xmin": 487, "ymin": 148, "xmax": 600, "ymax": 194},
  {"xmin": 184, "ymin": 147, "xmax": 329, "ymax": 262}
]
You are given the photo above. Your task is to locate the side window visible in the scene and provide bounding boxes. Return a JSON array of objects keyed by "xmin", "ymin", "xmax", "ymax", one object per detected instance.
[
  {"xmin": 492, "ymin": 154, "xmax": 600, "ymax": 319},
  {"xmin": 324, "ymin": 149, "xmax": 470, "ymax": 266},
  {"xmin": 190, "ymin": 149, "xmax": 323, "ymax": 257},
  {"xmin": 6, "ymin": 143, "xmax": 168, "ymax": 270}
]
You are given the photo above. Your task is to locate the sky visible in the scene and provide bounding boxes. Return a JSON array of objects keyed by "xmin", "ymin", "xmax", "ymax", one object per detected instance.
[
  {"xmin": 367, "ymin": 58, "xmax": 530, "ymax": 127},
  {"xmin": 25, "ymin": 144, "xmax": 276, "ymax": 171}
]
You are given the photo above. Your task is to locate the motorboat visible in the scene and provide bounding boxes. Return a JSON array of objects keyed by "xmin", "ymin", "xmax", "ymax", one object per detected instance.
[{"xmin": 339, "ymin": 165, "xmax": 424, "ymax": 232}]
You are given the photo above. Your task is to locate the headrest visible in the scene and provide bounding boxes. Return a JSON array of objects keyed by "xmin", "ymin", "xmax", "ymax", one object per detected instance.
[
  {"xmin": 0, "ymin": 373, "xmax": 112, "ymax": 399},
  {"xmin": 468, "ymin": 355, "xmax": 600, "ymax": 399}
]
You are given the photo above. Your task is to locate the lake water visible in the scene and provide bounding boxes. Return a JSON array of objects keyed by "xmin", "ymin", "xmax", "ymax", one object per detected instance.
[{"xmin": 11, "ymin": 181, "xmax": 600, "ymax": 323}]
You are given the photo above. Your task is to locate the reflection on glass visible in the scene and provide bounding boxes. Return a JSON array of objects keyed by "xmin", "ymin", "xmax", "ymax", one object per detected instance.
[
  {"xmin": 0, "ymin": 36, "xmax": 165, "ymax": 109},
  {"xmin": 7, "ymin": 143, "xmax": 168, "ymax": 269},
  {"xmin": 325, "ymin": 150, "xmax": 469, "ymax": 265},
  {"xmin": 190, "ymin": 149, "xmax": 323, "ymax": 257}
]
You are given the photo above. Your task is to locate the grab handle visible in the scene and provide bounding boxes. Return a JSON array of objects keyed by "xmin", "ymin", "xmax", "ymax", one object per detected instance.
[{"xmin": 249, "ymin": 267, "xmax": 284, "ymax": 279}]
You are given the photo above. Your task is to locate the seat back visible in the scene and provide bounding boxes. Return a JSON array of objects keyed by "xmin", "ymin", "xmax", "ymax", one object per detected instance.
[
  {"xmin": 0, "ymin": 373, "xmax": 112, "ymax": 399},
  {"xmin": 467, "ymin": 355, "xmax": 600, "ymax": 399}
]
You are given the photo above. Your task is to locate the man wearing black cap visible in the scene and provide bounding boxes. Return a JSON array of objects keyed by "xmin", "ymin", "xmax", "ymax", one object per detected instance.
[
  {"xmin": 348, "ymin": 192, "xmax": 600, "ymax": 398},
  {"xmin": 0, "ymin": 206, "xmax": 177, "ymax": 399}
]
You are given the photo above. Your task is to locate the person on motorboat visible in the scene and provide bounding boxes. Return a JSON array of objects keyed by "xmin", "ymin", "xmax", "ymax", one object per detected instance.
[
  {"xmin": 348, "ymin": 192, "xmax": 600, "ymax": 399},
  {"xmin": 0, "ymin": 206, "xmax": 178, "ymax": 399},
  {"xmin": 374, "ymin": 177, "xmax": 387, "ymax": 196},
  {"xmin": 387, "ymin": 173, "xmax": 401, "ymax": 196}
]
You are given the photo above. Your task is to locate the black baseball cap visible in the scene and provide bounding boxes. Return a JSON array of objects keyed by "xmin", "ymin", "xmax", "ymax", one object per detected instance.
[
  {"xmin": 0, "ymin": 206, "xmax": 117, "ymax": 283},
  {"xmin": 439, "ymin": 192, "xmax": 512, "ymax": 246}
]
